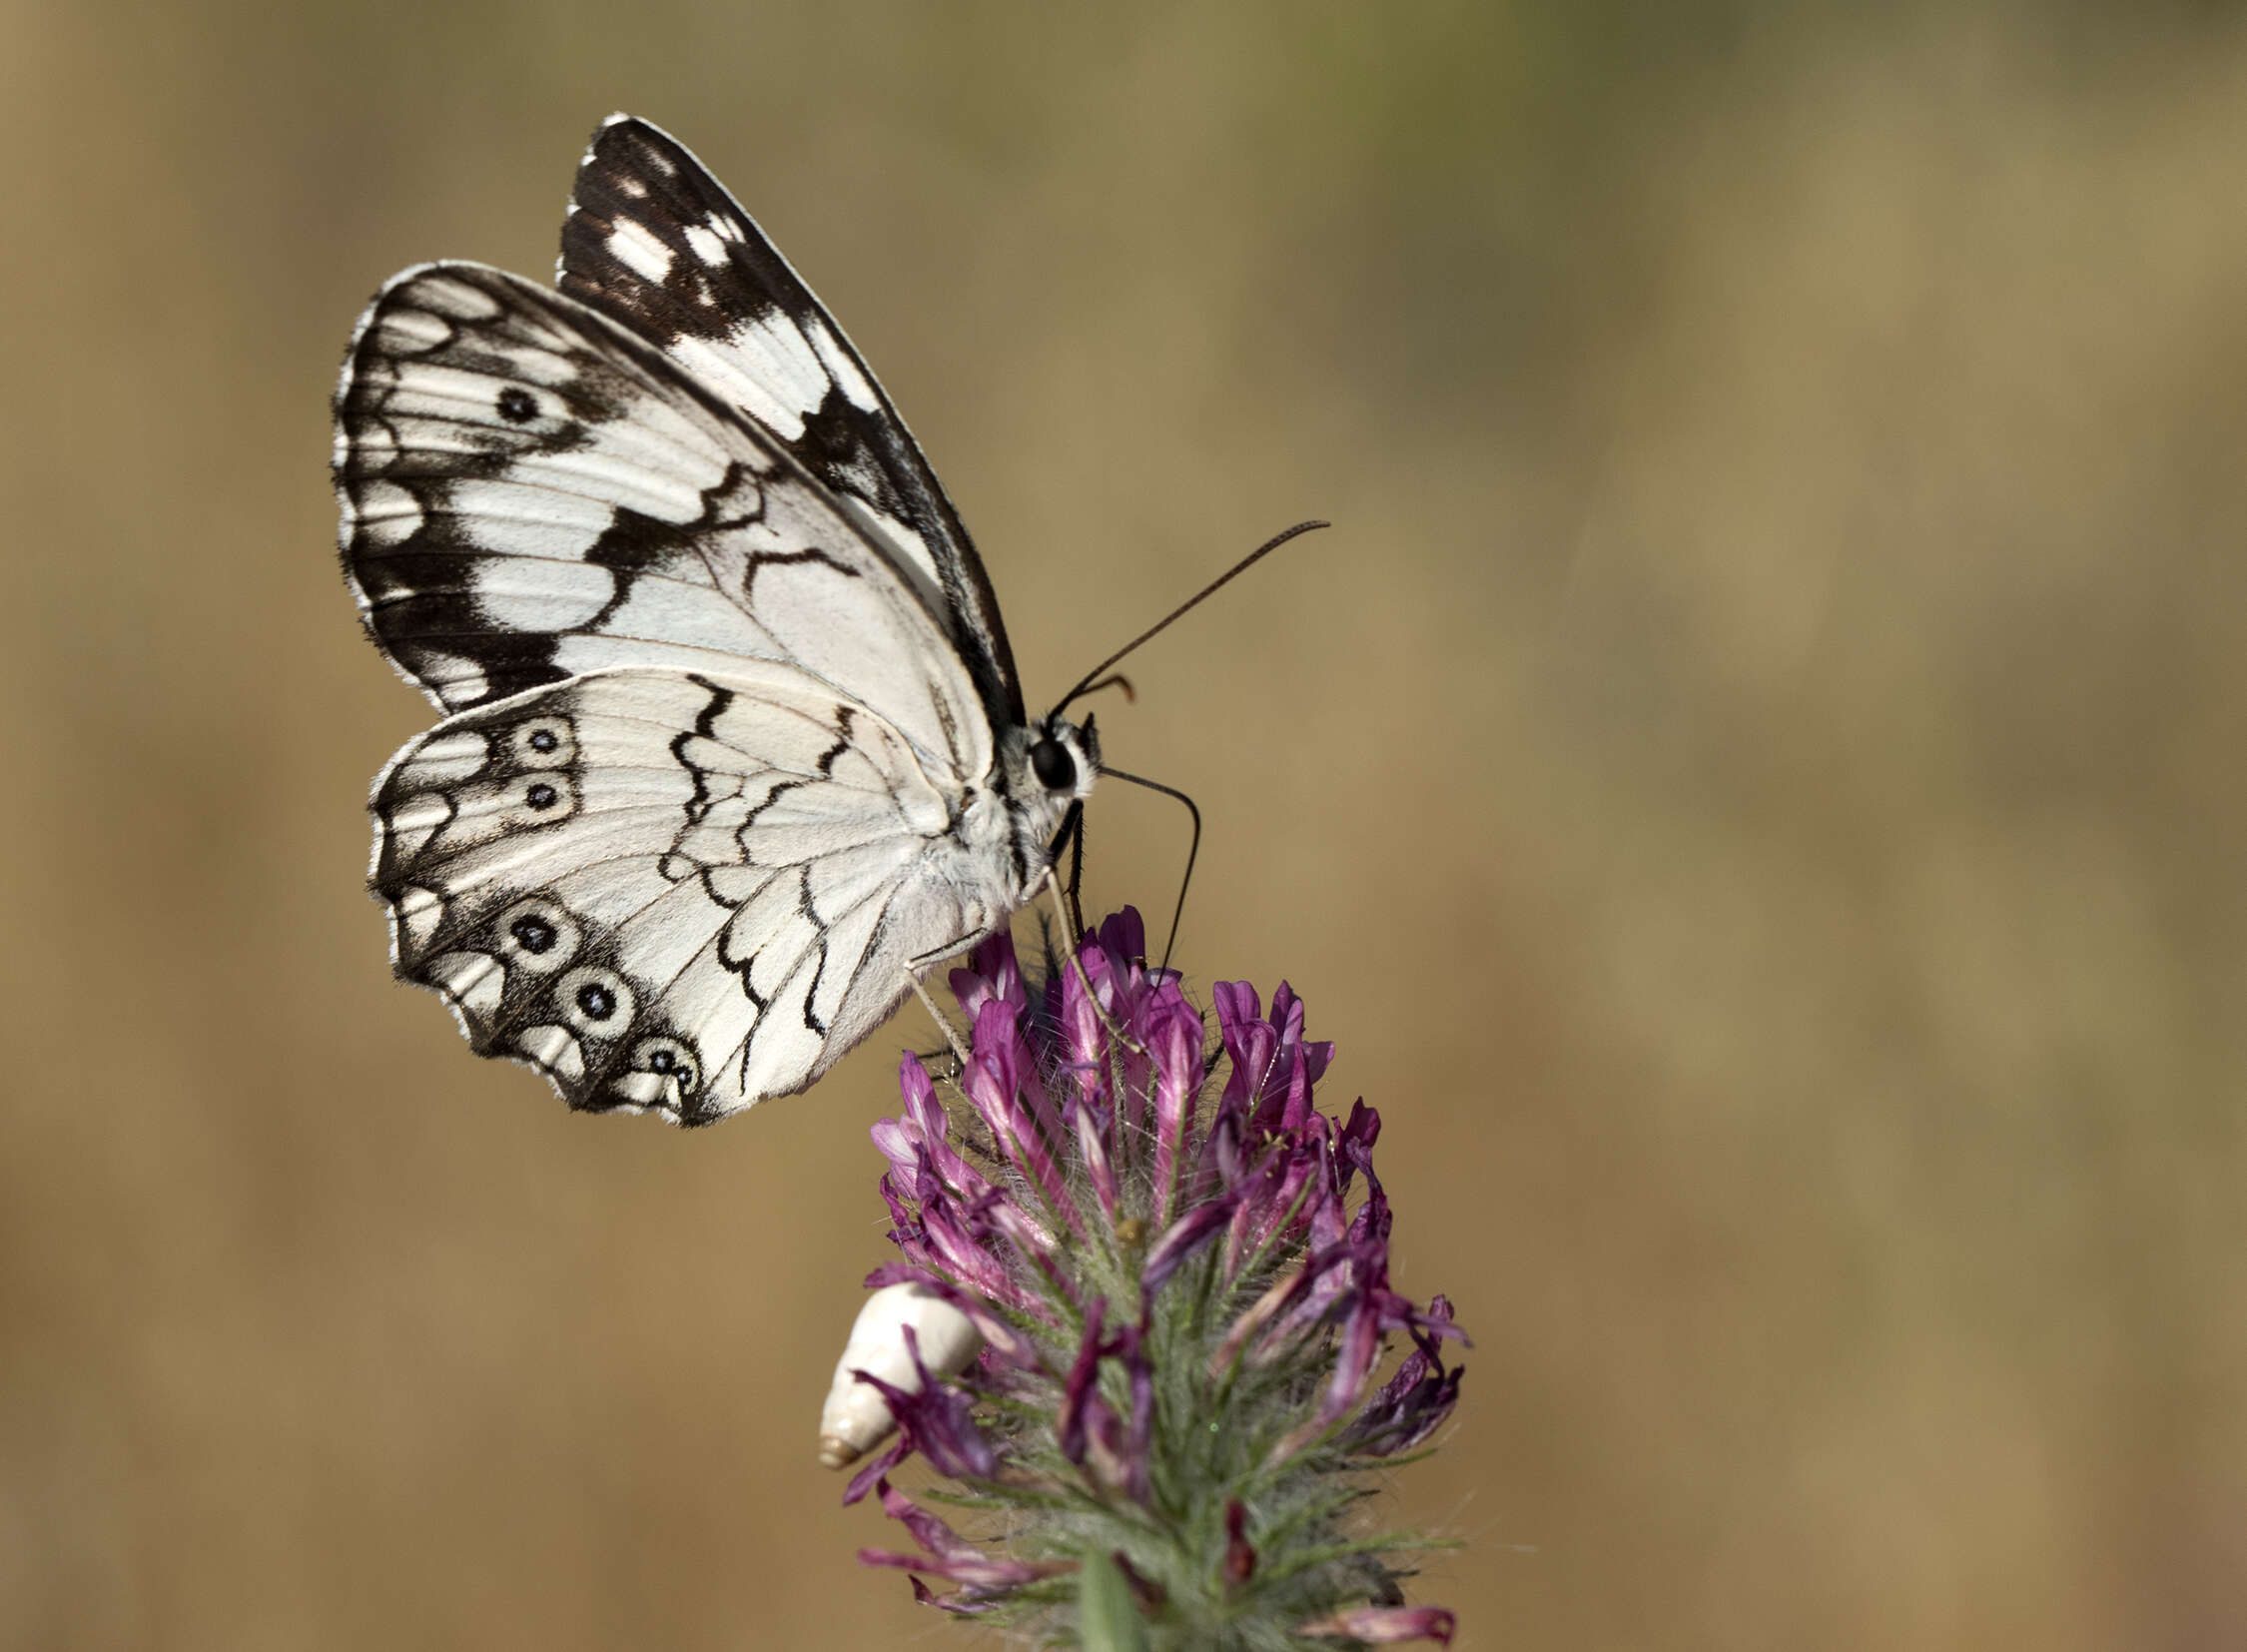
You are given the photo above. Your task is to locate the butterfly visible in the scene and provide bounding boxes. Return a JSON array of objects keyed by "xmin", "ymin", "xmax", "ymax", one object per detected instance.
[{"xmin": 334, "ymin": 115, "xmax": 1102, "ymax": 1125}]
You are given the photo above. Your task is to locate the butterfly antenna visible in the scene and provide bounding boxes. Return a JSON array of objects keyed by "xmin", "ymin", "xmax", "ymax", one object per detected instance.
[
  {"xmin": 1098, "ymin": 766, "xmax": 1200, "ymax": 976},
  {"xmin": 1052, "ymin": 519, "xmax": 1329, "ymax": 717}
]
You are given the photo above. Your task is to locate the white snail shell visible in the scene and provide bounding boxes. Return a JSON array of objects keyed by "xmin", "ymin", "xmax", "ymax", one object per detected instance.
[{"xmin": 817, "ymin": 1282, "xmax": 984, "ymax": 1468}]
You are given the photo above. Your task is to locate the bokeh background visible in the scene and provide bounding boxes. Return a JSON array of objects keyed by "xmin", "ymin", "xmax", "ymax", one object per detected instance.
[{"xmin": 7, "ymin": 2, "xmax": 2247, "ymax": 1647}]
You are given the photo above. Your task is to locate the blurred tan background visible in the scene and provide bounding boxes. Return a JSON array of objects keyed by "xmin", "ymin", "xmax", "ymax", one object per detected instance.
[{"xmin": 6, "ymin": 2, "xmax": 2247, "ymax": 1647}]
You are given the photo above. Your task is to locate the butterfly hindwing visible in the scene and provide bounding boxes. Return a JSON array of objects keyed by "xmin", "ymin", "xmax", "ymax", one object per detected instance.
[
  {"xmin": 373, "ymin": 665, "xmax": 993, "ymax": 1121},
  {"xmin": 558, "ymin": 115, "xmax": 1026, "ymax": 726},
  {"xmin": 336, "ymin": 261, "xmax": 990, "ymax": 784}
]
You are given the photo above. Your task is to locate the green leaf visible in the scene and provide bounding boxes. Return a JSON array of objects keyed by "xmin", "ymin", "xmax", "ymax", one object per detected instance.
[{"xmin": 1077, "ymin": 1549, "xmax": 1148, "ymax": 1652}]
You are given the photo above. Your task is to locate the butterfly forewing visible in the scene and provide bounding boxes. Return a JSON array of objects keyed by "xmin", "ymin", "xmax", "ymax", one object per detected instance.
[
  {"xmin": 338, "ymin": 262, "xmax": 988, "ymax": 785},
  {"xmin": 558, "ymin": 115, "xmax": 1025, "ymax": 725}
]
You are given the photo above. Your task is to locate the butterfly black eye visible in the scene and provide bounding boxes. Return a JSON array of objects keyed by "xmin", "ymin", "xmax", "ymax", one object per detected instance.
[
  {"xmin": 494, "ymin": 900, "xmax": 578, "ymax": 972},
  {"xmin": 630, "ymin": 1037, "xmax": 701, "ymax": 1101},
  {"xmin": 511, "ymin": 719, "xmax": 573, "ymax": 769},
  {"xmin": 558, "ymin": 966, "xmax": 635, "ymax": 1035},
  {"xmin": 525, "ymin": 782, "xmax": 558, "ymax": 810},
  {"xmin": 1031, "ymin": 738, "xmax": 1076, "ymax": 791},
  {"xmin": 496, "ymin": 387, "xmax": 536, "ymax": 423}
]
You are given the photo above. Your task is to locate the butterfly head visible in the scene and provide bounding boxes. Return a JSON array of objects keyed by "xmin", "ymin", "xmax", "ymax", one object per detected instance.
[
  {"xmin": 1003, "ymin": 712, "xmax": 1100, "ymax": 864},
  {"xmin": 1028, "ymin": 711, "xmax": 1100, "ymax": 804}
]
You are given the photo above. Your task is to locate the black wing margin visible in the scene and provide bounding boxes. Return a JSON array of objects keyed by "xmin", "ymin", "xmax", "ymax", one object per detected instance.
[{"xmin": 558, "ymin": 114, "xmax": 1026, "ymax": 727}]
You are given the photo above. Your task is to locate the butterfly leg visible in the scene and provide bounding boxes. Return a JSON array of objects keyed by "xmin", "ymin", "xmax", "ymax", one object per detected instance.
[
  {"xmin": 903, "ymin": 967, "xmax": 971, "ymax": 1073},
  {"xmin": 1044, "ymin": 863, "xmax": 1083, "ymax": 958},
  {"xmin": 1059, "ymin": 800, "xmax": 1089, "ymax": 937},
  {"xmin": 1045, "ymin": 868, "xmax": 1148, "ymax": 1058}
]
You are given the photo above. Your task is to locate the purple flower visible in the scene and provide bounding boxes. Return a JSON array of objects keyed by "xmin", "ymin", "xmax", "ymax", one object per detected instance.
[
  {"xmin": 1341, "ymin": 1294, "xmax": 1468, "ymax": 1458},
  {"xmin": 858, "ymin": 1479, "xmax": 1070, "ymax": 1592},
  {"xmin": 1222, "ymin": 1498, "xmax": 1257, "ymax": 1586},
  {"xmin": 1298, "ymin": 1605, "xmax": 1459, "ymax": 1645},
  {"xmin": 847, "ymin": 1324, "xmax": 1001, "ymax": 1482},
  {"xmin": 1055, "ymin": 1298, "xmax": 1108, "ymax": 1465},
  {"xmin": 838, "ymin": 910, "xmax": 1464, "ymax": 1640}
]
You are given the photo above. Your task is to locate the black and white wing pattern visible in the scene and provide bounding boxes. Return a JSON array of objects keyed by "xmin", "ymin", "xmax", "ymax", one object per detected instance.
[
  {"xmin": 337, "ymin": 262, "xmax": 982, "ymax": 767},
  {"xmin": 372, "ymin": 666, "xmax": 1002, "ymax": 1123},
  {"xmin": 337, "ymin": 211, "xmax": 1098, "ymax": 1123},
  {"xmin": 558, "ymin": 115, "xmax": 1025, "ymax": 728}
]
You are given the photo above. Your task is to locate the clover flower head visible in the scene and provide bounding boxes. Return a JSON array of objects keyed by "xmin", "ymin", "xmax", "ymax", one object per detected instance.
[{"xmin": 834, "ymin": 909, "xmax": 1465, "ymax": 1649}]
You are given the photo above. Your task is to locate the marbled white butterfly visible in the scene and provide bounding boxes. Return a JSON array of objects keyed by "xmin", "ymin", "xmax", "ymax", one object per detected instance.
[{"xmin": 335, "ymin": 115, "xmax": 1100, "ymax": 1125}]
